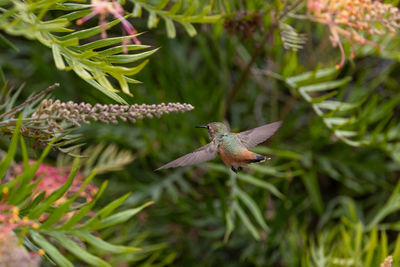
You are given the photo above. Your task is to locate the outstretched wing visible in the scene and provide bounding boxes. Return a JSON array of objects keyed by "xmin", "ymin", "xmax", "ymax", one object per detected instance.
[
  {"xmin": 155, "ymin": 143, "xmax": 217, "ymax": 171},
  {"xmin": 237, "ymin": 121, "xmax": 282, "ymax": 149}
]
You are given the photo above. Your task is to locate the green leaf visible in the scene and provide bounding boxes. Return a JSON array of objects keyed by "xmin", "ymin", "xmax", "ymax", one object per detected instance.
[
  {"xmin": 165, "ymin": 18, "xmax": 176, "ymax": 38},
  {"xmin": 40, "ymin": 169, "xmax": 97, "ymax": 229},
  {"xmin": 29, "ymin": 159, "xmax": 80, "ymax": 219},
  {"xmin": 132, "ymin": 3, "xmax": 142, "ymax": 17},
  {"xmin": 299, "ymin": 77, "xmax": 351, "ymax": 93},
  {"xmin": 90, "ymin": 201, "xmax": 154, "ymax": 230},
  {"xmin": 236, "ymin": 187, "xmax": 269, "ymax": 231},
  {"xmin": 105, "ymin": 48, "xmax": 159, "ymax": 64},
  {"xmin": 234, "ymin": 203, "xmax": 260, "ymax": 240},
  {"xmin": 224, "ymin": 210, "xmax": 234, "ymax": 242},
  {"xmin": 52, "ymin": 43, "xmax": 66, "ymax": 69},
  {"xmin": 30, "ymin": 231, "xmax": 73, "ymax": 267},
  {"xmin": 181, "ymin": 21, "xmax": 197, "ymax": 36},
  {"xmin": 84, "ymin": 79, "xmax": 128, "ymax": 104},
  {"xmin": 148, "ymin": 11, "xmax": 159, "ymax": 28},
  {"xmin": 45, "ymin": 232, "xmax": 111, "ymax": 267},
  {"xmin": 58, "ymin": 18, "xmax": 122, "ymax": 41},
  {"xmin": 96, "ymin": 43, "xmax": 150, "ymax": 57},
  {"xmin": 0, "ymin": 32, "xmax": 18, "ymax": 51},
  {"xmin": 0, "ymin": 114, "xmax": 21, "ymax": 180},
  {"xmin": 237, "ymin": 173, "xmax": 284, "ymax": 199},
  {"xmin": 59, "ymin": 180, "xmax": 108, "ymax": 230},
  {"xmin": 81, "ymin": 192, "xmax": 131, "ymax": 228},
  {"xmin": 285, "ymin": 68, "xmax": 338, "ymax": 89},
  {"xmin": 301, "ymin": 172, "xmax": 323, "ymax": 214},
  {"xmin": 73, "ymin": 231, "xmax": 141, "ymax": 253},
  {"xmin": 19, "ymin": 136, "xmax": 29, "ymax": 167}
]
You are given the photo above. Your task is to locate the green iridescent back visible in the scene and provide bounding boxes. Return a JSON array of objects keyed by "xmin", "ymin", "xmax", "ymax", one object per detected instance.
[{"xmin": 218, "ymin": 134, "xmax": 245, "ymax": 156}]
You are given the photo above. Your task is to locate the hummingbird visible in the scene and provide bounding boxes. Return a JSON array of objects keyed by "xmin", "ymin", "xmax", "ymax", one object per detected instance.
[{"xmin": 155, "ymin": 121, "xmax": 282, "ymax": 173}]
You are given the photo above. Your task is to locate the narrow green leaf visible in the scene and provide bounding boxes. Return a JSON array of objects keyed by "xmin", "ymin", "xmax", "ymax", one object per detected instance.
[
  {"xmin": 37, "ymin": 18, "xmax": 71, "ymax": 32},
  {"xmin": 59, "ymin": 9, "xmax": 91, "ymax": 21},
  {"xmin": 147, "ymin": 11, "xmax": 159, "ymax": 28},
  {"xmin": 73, "ymin": 231, "xmax": 141, "ymax": 253},
  {"xmin": 81, "ymin": 192, "xmax": 131, "ymax": 228},
  {"xmin": 236, "ymin": 187, "xmax": 269, "ymax": 231},
  {"xmin": 180, "ymin": 21, "xmax": 197, "ymax": 36},
  {"xmin": 30, "ymin": 231, "xmax": 73, "ymax": 267},
  {"xmin": 224, "ymin": 210, "xmax": 234, "ymax": 242},
  {"xmin": 60, "ymin": 180, "xmax": 108, "ymax": 230},
  {"xmin": 234, "ymin": 204, "xmax": 260, "ymax": 240},
  {"xmin": 365, "ymin": 228, "xmax": 377, "ymax": 267},
  {"xmin": 96, "ymin": 43, "xmax": 150, "ymax": 57},
  {"xmin": 29, "ymin": 159, "xmax": 80, "ymax": 219},
  {"xmin": 0, "ymin": 114, "xmax": 22, "ymax": 180},
  {"xmin": 0, "ymin": 33, "xmax": 18, "ymax": 51},
  {"xmin": 299, "ymin": 77, "xmax": 351, "ymax": 93},
  {"xmin": 19, "ymin": 136, "xmax": 29, "ymax": 168},
  {"xmin": 46, "ymin": 232, "xmax": 111, "ymax": 267},
  {"xmin": 169, "ymin": 0, "xmax": 182, "ymax": 14},
  {"xmin": 155, "ymin": 0, "xmax": 169, "ymax": 10},
  {"xmin": 165, "ymin": 18, "xmax": 176, "ymax": 38},
  {"xmin": 132, "ymin": 3, "xmax": 142, "ymax": 17},
  {"xmin": 20, "ymin": 192, "xmax": 46, "ymax": 216},
  {"xmin": 182, "ymin": 0, "xmax": 198, "ymax": 16},
  {"xmin": 380, "ymin": 231, "xmax": 388, "ymax": 263},
  {"xmin": 285, "ymin": 68, "xmax": 338, "ymax": 88},
  {"xmin": 41, "ymin": 169, "xmax": 97, "ymax": 229},
  {"xmin": 237, "ymin": 173, "xmax": 284, "ymax": 199},
  {"xmin": 105, "ymin": 48, "xmax": 159, "ymax": 64},
  {"xmin": 71, "ymin": 61, "xmax": 92, "ymax": 79},
  {"xmin": 301, "ymin": 172, "xmax": 323, "ymax": 214},
  {"xmin": 91, "ymin": 201, "xmax": 154, "ymax": 230},
  {"xmin": 85, "ymin": 78, "xmax": 128, "ymax": 104},
  {"xmin": 58, "ymin": 18, "xmax": 121, "ymax": 41},
  {"xmin": 52, "ymin": 44, "xmax": 66, "ymax": 69}
]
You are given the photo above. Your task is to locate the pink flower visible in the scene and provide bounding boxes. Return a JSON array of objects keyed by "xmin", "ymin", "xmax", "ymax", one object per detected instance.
[
  {"xmin": 77, "ymin": 0, "xmax": 141, "ymax": 46},
  {"xmin": 307, "ymin": 0, "xmax": 400, "ymax": 69},
  {"xmin": 14, "ymin": 162, "xmax": 98, "ymax": 206}
]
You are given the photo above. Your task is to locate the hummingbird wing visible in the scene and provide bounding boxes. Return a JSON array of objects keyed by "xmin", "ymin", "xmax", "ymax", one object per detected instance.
[
  {"xmin": 155, "ymin": 143, "xmax": 217, "ymax": 171},
  {"xmin": 237, "ymin": 121, "xmax": 282, "ymax": 149}
]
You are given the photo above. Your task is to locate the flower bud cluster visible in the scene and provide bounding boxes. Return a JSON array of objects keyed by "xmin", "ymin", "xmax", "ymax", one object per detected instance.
[
  {"xmin": 307, "ymin": 0, "xmax": 400, "ymax": 68},
  {"xmin": 32, "ymin": 99, "xmax": 195, "ymax": 128},
  {"xmin": 0, "ymin": 202, "xmax": 39, "ymax": 234}
]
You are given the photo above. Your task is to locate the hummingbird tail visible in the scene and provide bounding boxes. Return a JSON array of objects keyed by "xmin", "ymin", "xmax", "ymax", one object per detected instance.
[{"xmin": 246, "ymin": 154, "xmax": 267, "ymax": 163}]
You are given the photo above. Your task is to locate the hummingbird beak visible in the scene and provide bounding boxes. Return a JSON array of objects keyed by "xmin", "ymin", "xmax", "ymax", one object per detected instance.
[{"xmin": 195, "ymin": 126, "xmax": 208, "ymax": 129}]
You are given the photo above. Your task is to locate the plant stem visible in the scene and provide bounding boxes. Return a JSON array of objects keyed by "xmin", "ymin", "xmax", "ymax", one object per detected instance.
[
  {"xmin": 0, "ymin": 83, "xmax": 59, "ymax": 119},
  {"xmin": 223, "ymin": 0, "xmax": 305, "ymax": 119}
]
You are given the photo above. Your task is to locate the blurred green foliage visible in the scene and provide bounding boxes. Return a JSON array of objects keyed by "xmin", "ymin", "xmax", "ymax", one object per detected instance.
[{"xmin": 2, "ymin": 0, "xmax": 400, "ymax": 266}]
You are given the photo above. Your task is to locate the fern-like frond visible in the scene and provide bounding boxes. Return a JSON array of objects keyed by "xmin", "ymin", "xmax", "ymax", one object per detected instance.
[
  {"xmin": 57, "ymin": 142, "xmax": 135, "ymax": 175},
  {"xmin": 129, "ymin": 0, "xmax": 220, "ymax": 38},
  {"xmin": 279, "ymin": 23, "xmax": 307, "ymax": 51},
  {"xmin": 207, "ymin": 162, "xmax": 285, "ymax": 241},
  {"xmin": 127, "ymin": 168, "xmax": 194, "ymax": 205},
  {"xmin": 0, "ymin": 1, "xmax": 157, "ymax": 102},
  {"xmin": 286, "ymin": 68, "xmax": 400, "ymax": 163}
]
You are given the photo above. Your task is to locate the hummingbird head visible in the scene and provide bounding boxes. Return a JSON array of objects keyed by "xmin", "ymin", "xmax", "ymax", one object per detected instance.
[{"xmin": 196, "ymin": 122, "xmax": 229, "ymax": 140}]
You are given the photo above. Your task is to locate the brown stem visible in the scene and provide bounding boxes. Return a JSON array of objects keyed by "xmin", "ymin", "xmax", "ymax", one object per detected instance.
[
  {"xmin": 0, "ymin": 83, "xmax": 59, "ymax": 119},
  {"xmin": 223, "ymin": 0, "xmax": 305, "ymax": 119}
]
